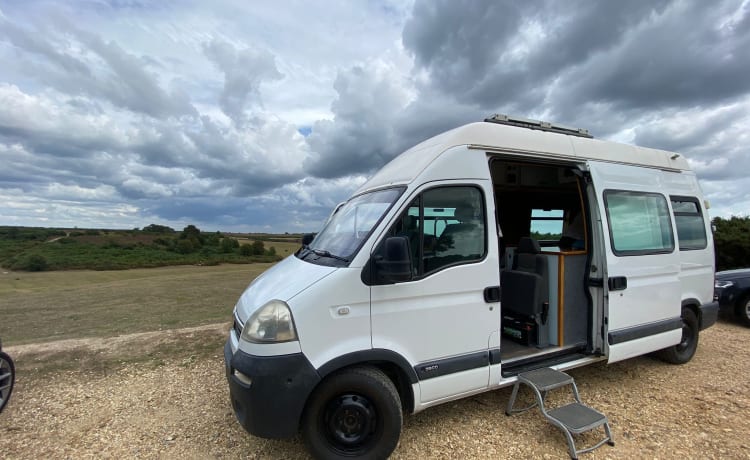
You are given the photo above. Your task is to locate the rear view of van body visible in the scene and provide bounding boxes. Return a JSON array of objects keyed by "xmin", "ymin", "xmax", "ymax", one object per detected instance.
[{"xmin": 224, "ymin": 115, "xmax": 718, "ymax": 459}]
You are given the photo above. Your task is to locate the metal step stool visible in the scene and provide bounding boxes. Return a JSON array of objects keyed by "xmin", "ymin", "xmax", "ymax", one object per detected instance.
[{"xmin": 506, "ymin": 367, "xmax": 614, "ymax": 459}]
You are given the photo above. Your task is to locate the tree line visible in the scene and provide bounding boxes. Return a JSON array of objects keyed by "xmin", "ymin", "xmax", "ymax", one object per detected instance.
[{"xmin": 713, "ymin": 216, "xmax": 750, "ymax": 271}]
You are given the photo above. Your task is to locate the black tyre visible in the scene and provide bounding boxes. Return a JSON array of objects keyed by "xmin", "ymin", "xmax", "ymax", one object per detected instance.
[
  {"xmin": 302, "ymin": 366, "xmax": 402, "ymax": 460},
  {"xmin": 657, "ymin": 308, "xmax": 699, "ymax": 364},
  {"xmin": 735, "ymin": 294, "xmax": 750, "ymax": 327},
  {"xmin": 0, "ymin": 351, "xmax": 15, "ymax": 414}
]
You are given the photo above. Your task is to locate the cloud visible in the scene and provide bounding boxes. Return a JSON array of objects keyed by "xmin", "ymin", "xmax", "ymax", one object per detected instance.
[
  {"xmin": 304, "ymin": 58, "xmax": 417, "ymax": 178},
  {"xmin": 1, "ymin": 0, "xmax": 750, "ymax": 233},
  {"xmin": 0, "ymin": 13, "xmax": 197, "ymax": 118},
  {"xmin": 203, "ymin": 38, "xmax": 283, "ymax": 126}
]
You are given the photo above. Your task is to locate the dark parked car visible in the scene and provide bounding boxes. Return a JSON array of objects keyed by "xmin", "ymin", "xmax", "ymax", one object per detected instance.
[{"xmin": 715, "ymin": 269, "xmax": 750, "ymax": 327}]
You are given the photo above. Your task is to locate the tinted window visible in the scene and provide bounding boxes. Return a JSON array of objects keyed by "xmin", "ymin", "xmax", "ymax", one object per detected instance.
[
  {"xmin": 605, "ymin": 191, "xmax": 674, "ymax": 256},
  {"xmin": 377, "ymin": 186, "xmax": 486, "ymax": 279},
  {"xmin": 671, "ymin": 196, "xmax": 707, "ymax": 250}
]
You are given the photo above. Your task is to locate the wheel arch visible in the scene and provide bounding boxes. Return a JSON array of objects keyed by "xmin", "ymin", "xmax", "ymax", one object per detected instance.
[
  {"xmin": 314, "ymin": 349, "xmax": 417, "ymax": 414},
  {"xmin": 681, "ymin": 298, "xmax": 701, "ymax": 327}
]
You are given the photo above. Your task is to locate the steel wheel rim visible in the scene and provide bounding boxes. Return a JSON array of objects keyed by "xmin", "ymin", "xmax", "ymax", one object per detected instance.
[
  {"xmin": 323, "ymin": 393, "xmax": 378, "ymax": 455},
  {"xmin": 745, "ymin": 298, "xmax": 750, "ymax": 318},
  {"xmin": 677, "ymin": 320, "xmax": 693, "ymax": 351}
]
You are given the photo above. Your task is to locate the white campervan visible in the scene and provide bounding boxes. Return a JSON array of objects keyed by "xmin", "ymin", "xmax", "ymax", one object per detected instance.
[{"xmin": 223, "ymin": 115, "xmax": 718, "ymax": 459}]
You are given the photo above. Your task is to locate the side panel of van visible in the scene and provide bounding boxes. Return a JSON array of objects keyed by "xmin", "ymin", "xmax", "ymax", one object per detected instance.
[
  {"xmin": 661, "ymin": 172, "xmax": 715, "ymax": 306},
  {"xmin": 370, "ymin": 179, "xmax": 501, "ymax": 404},
  {"xmin": 588, "ymin": 162, "xmax": 683, "ymax": 363}
]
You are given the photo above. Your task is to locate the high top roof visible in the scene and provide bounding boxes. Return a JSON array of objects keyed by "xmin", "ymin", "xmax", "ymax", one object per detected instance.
[{"xmin": 357, "ymin": 119, "xmax": 690, "ymax": 194}]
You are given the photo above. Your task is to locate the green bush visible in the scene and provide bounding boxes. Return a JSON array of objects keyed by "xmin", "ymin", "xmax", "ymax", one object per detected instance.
[
  {"xmin": 251, "ymin": 240, "xmax": 265, "ymax": 255},
  {"xmin": 21, "ymin": 254, "xmax": 48, "ymax": 271},
  {"xmin": 240, "ymin": 244, "xmax": 253, "ymax": 256},
  {"xmin": 221, "ymin": 238, "xmax": 238, "ymax": 253},
  {"xmin": 175, "ymin": 239, "xmax": 194, "ymax": 254}
]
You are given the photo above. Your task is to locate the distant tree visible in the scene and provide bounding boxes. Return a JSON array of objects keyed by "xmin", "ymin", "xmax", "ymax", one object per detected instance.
[
  {"xmin": 143, "ymin": 224, "xmax": 175, "ymax": 233},
  {"xmin": 266, "ymin": 246, "xmax": 276, "ymax": 256},
  {"xmin": 239, "ymin": 243, "xmax": 253, "ymax": 256},
  {"xmin": 251, "ymin": 240, "xmax": 265, "ymax": 255},
  {"xmin": 221, "ymin": 238, "xmax": 239, "ymax": 253},
  {"xmin": 181, "ymin": 225, "xmax": 204, "ymax": 248},
  {"xmin": 713, "ymin": 216, "xmax": 750, "ymax": 271}
]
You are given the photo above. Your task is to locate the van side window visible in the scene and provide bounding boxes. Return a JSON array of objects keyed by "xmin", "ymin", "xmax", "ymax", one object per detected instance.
[
  {"xmin": 670, "ymin": 196, "xmax": 708, "ymax": 250},
  {"xmin": 378, "ymin": 186, "xmax": 486, "ymax": 279},
  {"xmin": 604, "ymin": 190, "xmax": 674, "ymax": 256}
]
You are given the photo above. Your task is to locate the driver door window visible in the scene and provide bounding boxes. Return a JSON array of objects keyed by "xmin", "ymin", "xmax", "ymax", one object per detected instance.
[{"xmin": 378, "ymin": 186, "xmax": 486, "ymax": 279}]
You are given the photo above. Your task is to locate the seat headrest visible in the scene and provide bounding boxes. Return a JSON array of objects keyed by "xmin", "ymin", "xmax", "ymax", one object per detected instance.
[
  {"xmin": 517, "ymin": 237, "xmax": 541, "ymax": 254},
  {"xmin": 454, "ymin": 207, "xmax": 475, "ymax": 222}
]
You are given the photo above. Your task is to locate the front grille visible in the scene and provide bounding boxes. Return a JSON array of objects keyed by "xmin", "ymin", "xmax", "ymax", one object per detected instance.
[{"xmin": 233, "ymin": 316, "xmax": 243, "ymax": 339}]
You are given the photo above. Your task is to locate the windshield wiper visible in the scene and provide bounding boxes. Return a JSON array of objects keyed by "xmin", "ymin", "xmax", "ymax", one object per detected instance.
[{"xmin": 311, "ymin": 248, "xmax": 349, "ymax": 262}]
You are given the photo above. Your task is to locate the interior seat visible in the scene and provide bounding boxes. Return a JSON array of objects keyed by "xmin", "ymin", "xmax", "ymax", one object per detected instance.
[{"xmin": 501, "ymin": 237, "xmax": 550, "ymax": 347}]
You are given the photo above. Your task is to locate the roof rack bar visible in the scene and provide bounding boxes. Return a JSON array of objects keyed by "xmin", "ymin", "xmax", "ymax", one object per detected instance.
[{"xmin": 484, "ymin": 114, "xmax": 593, "ymax": 139}]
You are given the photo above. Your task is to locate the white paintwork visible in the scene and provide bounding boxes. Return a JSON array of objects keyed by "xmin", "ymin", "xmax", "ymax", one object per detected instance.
[
  {"xmin": 229, "ymin": 118, "xmax": 714, "ymax": 418},
  {"xmin": 291, "ymin": 267, "xmax": 372, "ymax": 369},
  {"xmin": 607, "ymin": 329, "xmax": 683, "ymax": 363},
  {"xmin": 233, "ymin": 255, "xmax": 337, "ymax": 324}
]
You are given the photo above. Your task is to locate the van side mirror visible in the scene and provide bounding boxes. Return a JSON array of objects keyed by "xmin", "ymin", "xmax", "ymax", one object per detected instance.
[
  {"xmin": 375, "ymin": 236, "xmax": 413, "ymax": 283},
  {"xmin": 301, "ymin": 233, "xmax": 315, "ymax": 247}
]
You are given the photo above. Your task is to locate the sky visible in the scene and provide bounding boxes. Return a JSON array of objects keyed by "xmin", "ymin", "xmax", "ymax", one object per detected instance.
[{"xmin": 0, "ymin": 0, "xmax": 749, "ymax": 233}]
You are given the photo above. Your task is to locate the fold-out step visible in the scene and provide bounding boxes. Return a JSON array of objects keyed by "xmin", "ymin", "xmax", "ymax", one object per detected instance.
[{"xmin": 506, "ymin": 367, "xmax": 614, "ymax": 459}]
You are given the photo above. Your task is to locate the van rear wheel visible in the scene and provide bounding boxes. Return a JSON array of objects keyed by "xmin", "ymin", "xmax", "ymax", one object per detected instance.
[
  {"xmin": 657, "ymin": 308, "xmax": 698, "ymax": 364},
  {"xmin": 302, "ymin": 366, "xmax": 402, "ymax": 459}
]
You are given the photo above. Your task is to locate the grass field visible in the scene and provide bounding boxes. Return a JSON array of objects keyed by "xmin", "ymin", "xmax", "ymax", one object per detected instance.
[{"xmin": 0, "ymin": 263, "xmax": 276, "ymax": 346}]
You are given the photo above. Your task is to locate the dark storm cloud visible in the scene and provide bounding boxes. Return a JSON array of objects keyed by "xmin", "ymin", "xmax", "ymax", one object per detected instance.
[
  {"xmin": 303, "ymin": 64, "xmax": 409, "ymax": 178},
  {"xmin": 560, "ymin": 2, "xmax": 750, "ymax": 113},
  {"xmin": 306, "ymin": 0, "xmax": 750, "ymax": 184},
  {"xmin": 401, "ymin": 0, "xmax": 750, "ymax": 117}
]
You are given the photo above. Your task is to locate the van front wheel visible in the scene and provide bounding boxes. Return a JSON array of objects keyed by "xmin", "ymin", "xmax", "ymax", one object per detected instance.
[
  {"xmin": 657, "ymin": 308, "xmax": 698, "ymax": 364},
  {"xmin": 302, "ymin": 366, "xmax": 402, "ymax": 459}
]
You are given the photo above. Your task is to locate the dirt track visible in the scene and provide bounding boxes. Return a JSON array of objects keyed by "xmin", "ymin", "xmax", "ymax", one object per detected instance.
[{"xmin": 1, "ymin": 317, "xmax": 749, "ymax": 459}]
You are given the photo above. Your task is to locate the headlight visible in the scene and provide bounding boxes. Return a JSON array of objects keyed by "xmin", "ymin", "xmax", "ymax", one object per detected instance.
[
  {"xmin": 240, "ymin": 300, "xmax": 298, "ymax": 343},
  {"xmin": 714, "ymin": 280, "xmax": 734, "ymax": 289}
]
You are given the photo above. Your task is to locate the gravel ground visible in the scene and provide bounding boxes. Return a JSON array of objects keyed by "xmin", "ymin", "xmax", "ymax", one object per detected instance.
[{"xmin": 1, "ymin": 317, "xmax": 749, "ymax": 459}]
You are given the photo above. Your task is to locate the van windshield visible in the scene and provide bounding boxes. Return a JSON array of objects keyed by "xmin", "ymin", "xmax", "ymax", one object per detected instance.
[{"xmin": 299, "ymin": 187, "xmax": 404, "ymax": 266}]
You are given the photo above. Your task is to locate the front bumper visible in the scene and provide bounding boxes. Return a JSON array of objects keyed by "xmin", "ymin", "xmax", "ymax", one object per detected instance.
[
  {"xmin": 714, "ymin": 287, "xmax": 737, "ymax": 310},
  {"xmin": 699, "ymin": 301, "xmax": 719, "ymax": 330},
  {"xmin": 224, "ymin": 338, "xmax": 320, "ymax": 438}
]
